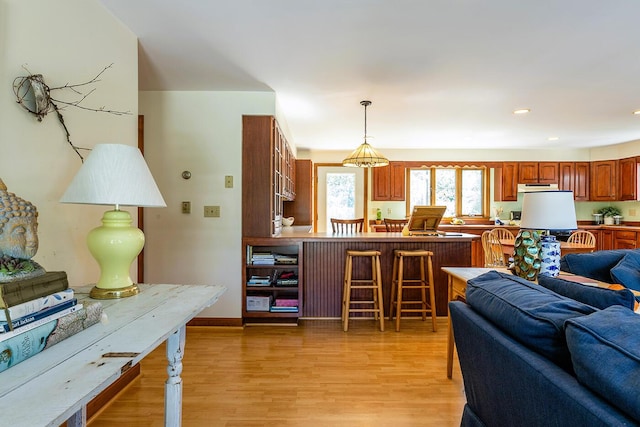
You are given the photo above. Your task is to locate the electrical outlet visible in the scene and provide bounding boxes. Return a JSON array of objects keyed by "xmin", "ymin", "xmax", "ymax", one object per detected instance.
[
  {"xmin": 387, "ymin": 208, "xmax": 392, "ymax": 215},
  {"xmin": 225, "ymin": 175, "xmax": 233, "ymax": 188},
  {"xmin": 204, "ymin": 205, "xmax": 220, "ymax": 217},
  {"xmin": 181, "ymin": 201, "xmax": 191, "ymax": 214},
  {"xmin": 630, "ymin": 209, "xmax": 637, "ymax": 216}
]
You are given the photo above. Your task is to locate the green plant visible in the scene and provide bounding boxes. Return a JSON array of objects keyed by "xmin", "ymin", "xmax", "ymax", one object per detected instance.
[
  {"xmin": 597, "ymin": 206, "xmax": 622, "ymax": 217},
  {"xmin": 376, "ymin": 208, "xmax": 382, "ymax": 220}
]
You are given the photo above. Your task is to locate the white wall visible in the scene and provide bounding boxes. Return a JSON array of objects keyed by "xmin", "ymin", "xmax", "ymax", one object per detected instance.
[
  {"xmin": 140, "ymin": 91, "xmax": 276, "ymax": 318},
  {"xmin": 0, "ymin": 0, "xmax": 138, "ymax": 286}
]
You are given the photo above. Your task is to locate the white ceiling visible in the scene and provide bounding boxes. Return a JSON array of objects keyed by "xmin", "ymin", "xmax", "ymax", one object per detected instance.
[{"xmin": 99, "ymin": 0, "xmax": 640, "ymax": 151}]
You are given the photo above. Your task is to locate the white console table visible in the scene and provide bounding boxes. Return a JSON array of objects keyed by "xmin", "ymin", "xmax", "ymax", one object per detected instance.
[{"xmin": 0, "ymin": 283, "xmax": 227, "ymax": 427}]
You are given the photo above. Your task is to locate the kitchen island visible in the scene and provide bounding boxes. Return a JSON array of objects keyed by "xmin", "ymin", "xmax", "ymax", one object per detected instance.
[{"xmin": 244, "ymin": 232, "xmax": 479, "ymax": 320}]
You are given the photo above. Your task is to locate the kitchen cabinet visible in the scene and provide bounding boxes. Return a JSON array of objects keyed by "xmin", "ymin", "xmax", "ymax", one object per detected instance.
[
  {"xmin": 494, "ymin": 162, "xmax": 518, "ymax": 201},
  {"xmin": 518, "ymin": 162, "xmax": 558, "ymax": 184},
  {"xmin": 590, "ymin": 160, "xmax": 618, "ymax": 201},
  {"xmin": 618, "ymin": 156, "xmax": 639, "ymax": 201},
  {"xmin": 559, "ymin": 162, "xmax": 590, "ymax": 201},
  {"xmin": 283, "ymin": 159, "xmax": 313, "ymax": 225},
  {"xmin": 242, "ymin": 115, "xmax": 296, "ymax": 237},
  {"xmin": 372, "ymin": 162, "xmax": 405, "ymax": 201},
  {"xmin": 614, "ymin": 230, "xmax": 637, "ymax": 249},
  {"xmin": 599, "ymin": 229, "xmax": 613, "ymax": 251}
]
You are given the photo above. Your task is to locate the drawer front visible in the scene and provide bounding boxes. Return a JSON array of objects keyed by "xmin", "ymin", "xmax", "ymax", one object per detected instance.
[{"xmin": 615, "ymin": 230, "xmax": 636, "ymax": 240}]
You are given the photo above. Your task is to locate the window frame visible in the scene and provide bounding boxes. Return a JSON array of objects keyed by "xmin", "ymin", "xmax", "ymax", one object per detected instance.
[{"xmin": 405, "ymin": 166, "xmax": 489, "ymax": 219}]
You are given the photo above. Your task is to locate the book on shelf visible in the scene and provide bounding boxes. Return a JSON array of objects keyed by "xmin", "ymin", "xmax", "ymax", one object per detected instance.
[
  {"xmin": 0, "ymin": 271, "xmax": 69, "ymax": 309},
  {"xmin": 247, "ymin": 275, "xmax": 273, "ymax": 286},
  {"xmin": 269, "ymin": 306, "xmax": 298, "ymax": 313},
  {"xmin": 275, "ymin": 270, "xmax": 298, "ymax": 286},
  {"xmin": 274, "ymin": 298, "xmax": 298, "ymax": 307},
  {"xmin": 0, "ymin": 288, "xmax": 74, "ymax": 322},
  {"xmin": 273, "ymin": 254, "xmax": 297, "ymax": 264},
  {"xmin": 251, "ymin": 259, "xmax": 275, "ymax": 265},
  {"xmin": 0, "ymin": 298, "xmax": 79, "ymax": 333},
  {"xmin": 0, "ymin": 301, "xmax": 103, "ymax": 373}
]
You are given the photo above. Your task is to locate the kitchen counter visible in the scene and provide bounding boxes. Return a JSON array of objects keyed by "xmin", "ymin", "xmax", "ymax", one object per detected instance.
[{"xmin": 257, "ymin": 231, "xmax": 480, "ymax": 317}]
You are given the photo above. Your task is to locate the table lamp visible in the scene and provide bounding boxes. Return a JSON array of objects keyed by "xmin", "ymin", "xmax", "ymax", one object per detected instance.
[
  {"xmin": 60, "ymin": 144, "xmax": 166, "ymax": 299},
  {"xmin": 513, "ymin": 190, "xmax": 577, "ymax": 281}
]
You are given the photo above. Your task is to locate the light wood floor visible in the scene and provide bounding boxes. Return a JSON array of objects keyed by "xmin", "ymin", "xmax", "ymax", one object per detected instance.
[{"xmin": 89, "ymin": 318, "xmax": 465, "ymax": 427}]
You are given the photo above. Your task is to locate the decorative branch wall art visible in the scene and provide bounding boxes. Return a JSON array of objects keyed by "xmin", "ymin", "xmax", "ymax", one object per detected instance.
[{"xmin": 12, "ymin": 64, "xmax": 131, "ymax": 162}]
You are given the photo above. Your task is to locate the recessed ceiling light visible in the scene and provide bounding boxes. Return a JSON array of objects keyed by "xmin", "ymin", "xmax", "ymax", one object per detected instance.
[
  {"xmin": 548, "ymin": 136, "xmax": 559, "ymax": 141},
  {"xmin": 513, "ymin": 109, "xmax": 531, "ymax": 114},
  {"xmin": 633, "ymin": 110, "xmax": 640, "ymax": 115}
]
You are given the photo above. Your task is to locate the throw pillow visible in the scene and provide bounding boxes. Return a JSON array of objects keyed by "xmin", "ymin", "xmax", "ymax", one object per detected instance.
[
  {"xmin": 560, "ymin": 249, "xmax": 637, "ymax": 283},
  {"xmin": 466, "ymin": 270, "xmax": 596, "ymax": 371},
  {"xmin": 537, "ymin": 275, "xmax": 636, "ymax": 310},
  {"xmin": 610, "ymin": 252, "xmax": 640, "ymax": 292},
  {"xmin": 565, "ymin": 306, "xmax": 640, "ymax": 421}
]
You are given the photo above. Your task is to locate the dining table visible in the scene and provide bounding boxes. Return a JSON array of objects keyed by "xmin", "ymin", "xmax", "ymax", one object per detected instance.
[{"xmin": 500, "ymin": 239, "xmax": 595, "ymax": 261}]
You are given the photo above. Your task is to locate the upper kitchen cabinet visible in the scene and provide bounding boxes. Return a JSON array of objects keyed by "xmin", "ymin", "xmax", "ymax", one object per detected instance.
[
  {"xmin": 242, "ymin": 115, "xmax": 296, "ymax": 237},
  {"xmin": 372, "ymin": 162, "xmax": 406, "ymax": 201},
  {"xmin": 559, "ymin": 162, "xmax": 589, "ymax": 201},
  {"xmin": 590, "ymin": 160, "xmax": 618, "ymax": 201},
  {"xmin": 618, "ymin": 156, "xmax": 639, "ymax": 201},
  {"xmin": 283, "ymin": 159, "xmax": 313, "ymax": 225},
  {"xmin": 494, "ymin": 162, "xmax": 518, "ymax": 201},
  {"xmin": 518, "ymin": 162, "xmax": 559, "ymax": 184}
]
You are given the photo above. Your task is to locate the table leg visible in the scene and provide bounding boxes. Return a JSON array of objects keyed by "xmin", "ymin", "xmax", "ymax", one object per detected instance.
[
  {"xmin": 66, "ymin": 405, "xmax": 86, "ymax": 427},
  {"xmin": 165, "ymin": 326, "xmax": 186, "ymax": 427}
]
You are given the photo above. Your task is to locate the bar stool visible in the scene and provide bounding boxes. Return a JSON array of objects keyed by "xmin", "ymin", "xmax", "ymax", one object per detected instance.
[
  {"xmin": 389, "ymin": 249, "xmax": 437, "ymax": 332},
  {"xmin": 342, "ymin": 249, "xmax": 384, "ymax": 332}
]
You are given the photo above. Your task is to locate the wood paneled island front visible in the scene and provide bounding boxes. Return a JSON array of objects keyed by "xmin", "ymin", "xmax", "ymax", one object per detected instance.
[{"xmin": 244, "ymin": 232, "xmax": 479, "ymax": 321}]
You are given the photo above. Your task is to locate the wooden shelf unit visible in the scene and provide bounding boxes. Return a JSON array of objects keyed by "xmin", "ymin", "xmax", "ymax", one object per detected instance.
[{"xmin": 242, "ymin": 238, "xmax": 302, "ymax": 322}]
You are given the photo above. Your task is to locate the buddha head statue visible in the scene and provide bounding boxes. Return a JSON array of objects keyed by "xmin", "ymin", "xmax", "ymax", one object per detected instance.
[{"xmin": 0, "ymin": 179, "xmax": 39, "ymax": 260}]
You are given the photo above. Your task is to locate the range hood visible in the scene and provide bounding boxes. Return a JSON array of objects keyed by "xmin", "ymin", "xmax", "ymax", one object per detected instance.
[{"xmin": 517, "ymin": 183, "xmax": 559, "ymax": 192}]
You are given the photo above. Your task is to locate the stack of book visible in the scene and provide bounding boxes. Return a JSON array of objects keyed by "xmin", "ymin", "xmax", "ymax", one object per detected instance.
[
  {"xmin": 251, "ymin": 252, "xmax": 275, "ymax": 265},
  {"xmin": 247, "ymin": 275, "xmax": 273, "ymax": 286},
  {"xmin": 275, "ymin": 270, "xmax": 298, "ymax": 286},
  {"xmin": 269, "ymin": 298, "xmax": 298, "ymax": 313},
  {"xmin": 273, "ymin": 254, "xmax": 297, "ymax": 265},
  {"xmin": 0, "ymin": 271, "xmax": 103, "ymax": 373}
]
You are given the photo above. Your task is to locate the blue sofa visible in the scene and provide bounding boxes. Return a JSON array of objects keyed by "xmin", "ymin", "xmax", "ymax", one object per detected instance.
[
  {"xmin": 560, "ymin": 248, "xmax": 640, "ymax": 291},
  {"xmin": 450, "ymin": 270, "xmax": 640, "ymax": 427}
]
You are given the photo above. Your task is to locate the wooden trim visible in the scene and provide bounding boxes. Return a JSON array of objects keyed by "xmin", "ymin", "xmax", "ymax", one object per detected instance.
[{"xmin": 137, "ymin": 115, "xmax": 145, "ymax": 284}]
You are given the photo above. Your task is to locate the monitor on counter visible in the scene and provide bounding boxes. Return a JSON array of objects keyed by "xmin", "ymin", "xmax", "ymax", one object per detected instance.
[{"xmin": 407, "ymin": 205, "xmax": 447, "ymax": 236}]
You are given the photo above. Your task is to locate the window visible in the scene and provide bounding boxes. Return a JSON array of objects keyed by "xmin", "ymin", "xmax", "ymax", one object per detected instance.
[
  {"xmin": 326, "ymin": 172, "xmax": 356, "ymax": 224},
  {"xmin": 408, "ymin": 167, "xmax": 486, "ymax": 218}
]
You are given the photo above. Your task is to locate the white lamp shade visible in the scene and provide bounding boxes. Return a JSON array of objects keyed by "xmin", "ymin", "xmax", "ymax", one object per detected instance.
[
  {"xmin": 60, "ymin": 144, "xmax": 166, "ymax": 208},
  {"xmin": 520, "ymin": 190, "xmax": 577, "ymax": 230}
]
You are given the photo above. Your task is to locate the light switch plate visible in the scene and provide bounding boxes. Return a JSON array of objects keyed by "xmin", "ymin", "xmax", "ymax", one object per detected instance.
[
  {"xmin": 204, "ymin": 205, "xmax": 220, "ymax": 217},
  {"xmin": 225, "ymin": 176, "xmax": 233, "ymax": 188},
  {"xmin": 181, "ymin": 201, "xmax": 191, "ymax": 214}
]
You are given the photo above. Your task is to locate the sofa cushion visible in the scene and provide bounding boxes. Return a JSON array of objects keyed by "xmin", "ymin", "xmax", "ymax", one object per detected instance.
[
  {"xmin": 466, "ymin": 270, "xmax": 596, "ymax": 370},
  {"xmin": 537, "ymin": 275, "xmax": 636, "ymax": 310},
  {"xmin": 565, "ymin": 306, "xmax": 640, "ymax": 422},
  {"xmin": 560, "ymin": 249, "xmax": 636, "ymax": 283},
  {"xmin": 610, "ymin": 251, "xmax": 640, "ymax": 292}
]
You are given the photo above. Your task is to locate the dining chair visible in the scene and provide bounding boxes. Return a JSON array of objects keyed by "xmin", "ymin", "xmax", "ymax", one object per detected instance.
[
  {"xmin": 481, "ymin": 230, "xmax": 507, "ymax": 267},
  {"xmin": 490, "ymin": 227, "xmax": 514, "ymax": 242},
  {"xmin": 331, "ymin": 218, "xmax": 364, "ymax": 233},
  {"xmin": 384, "ymin": 218, "xmax": 408, "ymax": 232},
  {"xmin": 567, "ymin": 230, "xmax": 596, "ymax": 250}
]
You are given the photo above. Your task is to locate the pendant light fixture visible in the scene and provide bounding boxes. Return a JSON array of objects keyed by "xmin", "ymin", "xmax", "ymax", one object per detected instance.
[{"xmin": 342, "ymin": 100, "xmax": 389, "ymax": 168}]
